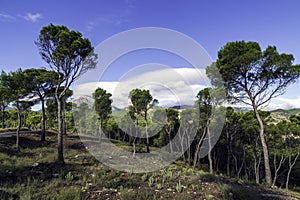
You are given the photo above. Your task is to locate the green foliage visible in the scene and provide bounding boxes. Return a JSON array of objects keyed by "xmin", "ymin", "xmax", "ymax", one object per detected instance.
[
  {"xmin": 65, "ymin": 171, "xmax": 74, "ymax": 181},
  {"xmin": 141, "ymin": 173, "xmax": 148, "ymax": 182},
  {"xmin": 207, "ymin": 41, "xmax": 300, "ymax": 108},
  {"xmin": 93, "ymin": 87, "xmax": 112, "ymax": 121},
  {"xmin": 36, "ymin": 24, "xmax": 97, "ymax": 77},
  {"xmin": 156, "ymin": 183, "xmax": 162, "ymax": 190},
  {"xmin": 148, "ymin": 176, "xmax": 155, "ymax": 187},
  {"xmin": 176, "ymin": 180, "xmax": 183, "ymax": 193}
]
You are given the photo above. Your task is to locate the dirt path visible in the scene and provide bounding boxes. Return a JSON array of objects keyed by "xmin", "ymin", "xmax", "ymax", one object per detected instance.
[
  {"xmin": 262, "ymin": 193, "xmax": 300, "ymax": 200},
  {"xmin": 0, "ymin": 131, "xmax": 41, "ymax": 138}
]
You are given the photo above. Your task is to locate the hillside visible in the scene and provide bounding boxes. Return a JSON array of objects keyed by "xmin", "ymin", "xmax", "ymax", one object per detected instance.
[
  {"xmin": 1, "ymin": 132, "xmax": 300, "ymax": 199},
  {"xmin": 270, "ymin": 108, "xmax": 300, "ymax": 123}
]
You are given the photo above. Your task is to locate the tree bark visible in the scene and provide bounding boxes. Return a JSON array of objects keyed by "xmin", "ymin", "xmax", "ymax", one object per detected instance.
[
  {"xmin": 253, "ymin": 105, "xmax": 272, "ymax": 185},
  {"xmin": 226, "ymin": 129, "xmax": 233, "ymax": 176},
  {"xmin": 16, "ymin": 107, "xmax": 21, "ymax": 152},
  {"xmin": 286, "ymin": 152, "xmax": 300, "ymax": 189},
  {"xmin": 254, "ymin": 138, "xmax": 261, "ymax": 184},
  {"xmin": 1, "ymin": 107, "xmax": 5, "ymax": 129},
  {"xmin": 167, "ymin": 129, "xmax": 173, "ymax": 153},
  {"xmin": 193, "ymin": 127, "xmax": 206, "ymax": 169},
  {"xmin": 254, "ymin": 157, "xmax": 261, "ymax": 184},
  {"xmin": 237, "ymin": 149, "xmax": 245, "ymax": 178},
  {"xmin": 132, "ymin": 114, "xmax": 138, "ymax": 158},
  {"xmin": 98, "ymin": 118, "xmax": 103, "ymax": 144},
  {"xmin": 57, "ymin": 98, "xmax": 64, "ymax": 164},
  {"xmin": 145, "ymin": 113, "xmax": 150, "ymax": 153},
  {"xmin": 207, "ymin": 127, "xmax": 213, "ymax": 174},
  {"xmin": 272, "ymin": 154, "xmax": 286, "ymax": 187},
  {"xmin": 41, "ymin": 98, "xmax": 46, "ymax": 141}
]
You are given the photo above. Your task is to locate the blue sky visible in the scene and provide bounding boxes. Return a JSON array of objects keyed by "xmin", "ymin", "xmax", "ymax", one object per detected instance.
[{"xmin": 1, "ymin": 0, "xmax": 300, "ymax": 109}]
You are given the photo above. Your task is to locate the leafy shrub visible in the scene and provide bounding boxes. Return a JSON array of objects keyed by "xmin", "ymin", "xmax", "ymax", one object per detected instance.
[
  {"xmin": 176, "ymin": 180, "xmax": 183, "ymax": 193},
  {"xmin": 65, "ymin": 171, "xmax": 74, "ymax": 181}
]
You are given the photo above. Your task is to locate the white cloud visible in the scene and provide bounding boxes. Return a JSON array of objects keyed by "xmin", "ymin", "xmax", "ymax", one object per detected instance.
[
  {"xmin": 0, "ymin": 13, "xmax": 16, "ymax": 22},
  {"xmin": 74, "ymin": 67, "xmax": 300, "ymax": 111},
  {"xmin": 74, "ymin": 67, "xmax": 210, "ymax": 108},
  {"xmin": 22, "ymin": 13, "xmax": 42, "ymax": 22},
  {"xmin": 270, "ymin": 97, "xmax": 300, "ymax": 110}
]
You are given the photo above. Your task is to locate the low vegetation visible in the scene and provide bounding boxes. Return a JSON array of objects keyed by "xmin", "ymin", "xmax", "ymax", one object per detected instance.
[{"xmin": 1, "ymin": 132, "xmax": 300, "ymax": 200}]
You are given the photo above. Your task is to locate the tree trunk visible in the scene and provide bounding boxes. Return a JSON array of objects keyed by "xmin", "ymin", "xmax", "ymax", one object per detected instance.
[
  {"xmin": 57, "ymin": 98, "xmax": 64, "ymax": 164},
  {"xmin": 193, "ymin": 127, "xmax": 206, "ymax": 169},
  {"xmin": 167, "ymin": 129, "xmax": 173, "ymax": 153},
  {"xmin": 254, "ymin": 158, "xmax": 260, "ymax": 184},
  {"xmin": 179, "ymin": 128, "xmax": 186, "ymax": 162},
  {"xmin": 272, "ymin": 154, "xmax": 286, "ymax": 187},
  {"xmin": 1, "ymin": 107, "xmax": 5, "ymax": 129},
  {"xmin": 253, "ymin": 138, "xmax": 261, "ymax": 184},
  {"xmin": 286, "ymin": 152, "xmax": 300, "ymax": 189},
  {"xmin": 145, "ymin": 115, "xmax": 150, "ymax": 153},
  {"xmin": 207, "ymin": 127, "xmax": 213, "ymax": 174},
  {"xmin": 132, "ymin": 116, "xmax": 138, "ymax": 158},
  {"xmin": 253, "ymin": 106, "xmax": 272, "ymax": 185},
  {"xmin": 41, "ymin": 98, "xmax": 46, "ymax": 141},
  {"xmin": 16, "ymin": 107, "xmax": 21, "ymax": 152},
  {"xmin": 237, "ymin": 148, "xmax": 245, "ymax": 178},
  {"xmin": 98, "ymin": 118, "xmax": 103, "ymax": 144},
  {"xmin": 63, "ymin": 106, "xmax": 66, "ymax": 135},
  {"xmin": 226, "ymin": 130, "xmax": 230, "ymax": 176}
]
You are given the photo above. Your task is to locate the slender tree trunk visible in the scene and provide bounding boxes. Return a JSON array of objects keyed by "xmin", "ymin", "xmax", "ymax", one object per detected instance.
[
  {"xmin": 237, "ymin": 151, "xmax": 245, "ymax": 178},
  {"xmin": 207, "ymin": 127, "xmax": 213, "ymax": 174},
  {"xmin": 233, "ymin": 154, "xmax": 238, "ymax": 176},
  {"xmin": 41, "ymin": 98, "xmax": 46, "ymax": 141},
  {"xmin": 253, "ymin": 105, "xmax": 272, "ymax": 185},
  {"xmin": 57, "ymin": 98, "xmax": 64, "ymax": 164},
  {"xmin": 254, "ymin": 139, "xmax": 261, "ymax": 184},
  {"xmin": 132, "ymin": 116, "xmax": 138, "ymax": 158},
  {"xmin": 145, "ymin": 113, "xmax": 150, "ymax": 153},
  {"xmin": 167, "ymin": 129, "xmax": 173, "ymax": 153},
  {"xmin": 98, "ymin": 118, "xmax": 103, "ymax": 144},
  {"xmin": 180, "ymin": 128, "xmax": 186, "ymax": 162},
  {"xmin": 1, "ymin": 107, "xmax": 5, "ymax": 129},
  {"xmin": 286, "ymin": 152, "xmax": 300, "ymax": 189},
  {"xmin": 16, "ymin": 107, "xmax": 21, "ymax": 152},
  {"xmin": 226, "ymin": 130, "xmax": 229, "ymax": 176},
  {"xmin": 187, "ymin": 133, "xmax": 191, "ymax": 164},
  {"xmin": 63, "ymin": 105, "xmax": 67, "ymax": 135},
  {"xmin": 193, "ymin": 127, "xmax": 206, "ymax": 169},
  {"xmin": 254, "ymin": 157, "xmax": 261, "ymax": 184},
  {"xmin": 226, "ymin": 130, "xmax": 232, "ymax": 176},
  {"xmin": 272, "ymin": 154, "xmax": 286, "ymax": 187}
]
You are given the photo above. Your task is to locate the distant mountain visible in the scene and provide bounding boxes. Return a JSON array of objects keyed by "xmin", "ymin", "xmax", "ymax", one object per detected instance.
[
  {"xmin": 5, "ymin": 106, "xmax": 13, "ymax": 110},
  {"xmin": 72, "ymin": 95, "xmax": 94, "ymax": 108},
  {"xmin": 169, "ymin": 105, "xmax": 193, "ymax": 110},
  {"xmin": 270, "ymin": 108, "xmax": 300, "ymax": 122},
  {"xmin": 112, "ymin": 106, "xmax": 121, "ymax": 111}
]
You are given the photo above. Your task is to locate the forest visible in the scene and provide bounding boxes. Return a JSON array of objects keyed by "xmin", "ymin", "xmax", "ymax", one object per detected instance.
[{"xmin": 1, "ymin": 23, "xmax": 300, "ymax": 200}]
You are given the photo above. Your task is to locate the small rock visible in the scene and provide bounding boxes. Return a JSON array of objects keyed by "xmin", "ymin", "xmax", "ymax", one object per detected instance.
[{"xmin": 32, "ymin": 162, "xmax": 39, "ymax": 167}]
